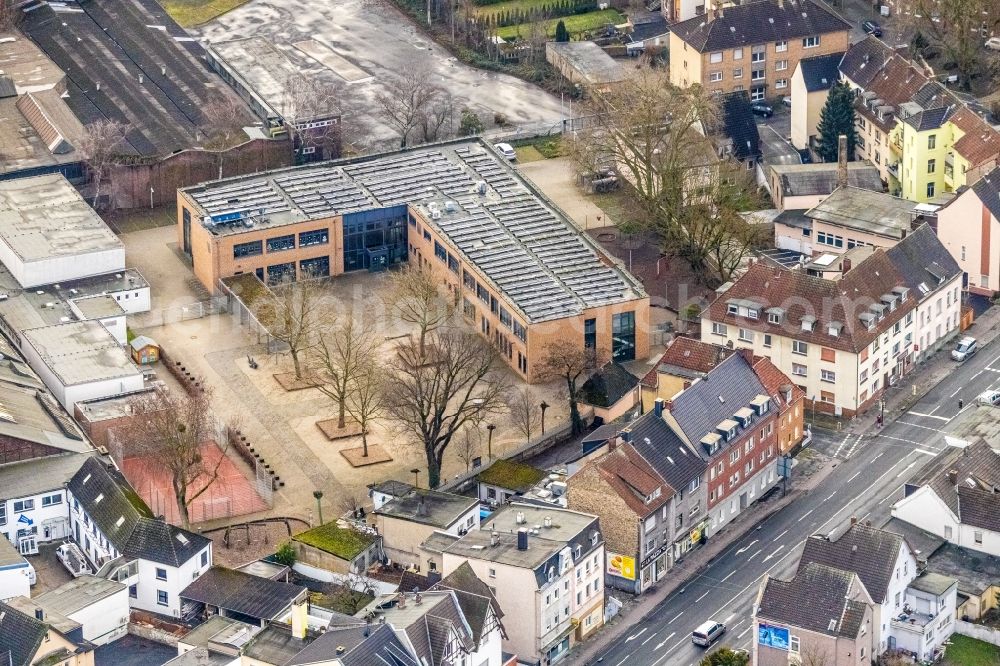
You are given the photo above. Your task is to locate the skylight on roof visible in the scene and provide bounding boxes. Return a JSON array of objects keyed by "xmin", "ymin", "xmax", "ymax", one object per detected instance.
[
  {"xmin": 176, "ymin": 533, "xmax": 190, "ymax": 545},
  {"xmin": 94, "ymin": 493, "xmax": 104, "ymax": 504},
  {"xmin": 115, "ymin": 516, "xmax": 125, "ymax": 528}
]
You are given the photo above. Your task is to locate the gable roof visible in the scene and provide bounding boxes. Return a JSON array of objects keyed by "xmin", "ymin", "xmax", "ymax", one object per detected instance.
[
  {"xmin": 758, "ymin": 561, "xmax": 868, "ymax": 636},
  {"xmin": 432, "ymin": 561, "xmax": 506, "ymax": 646},
  {"xmin": 640, "ymin": 337, "xmax": 734, "ymax": 388},
  {"xmin": 915, "ymin": 440, "xmax": 1000, "ymax": 533},
  {"xmin": 886, "ymin": 224, "xmax": 961, "ymax": 300},
  {"xmin": 719, "ymin": 90, "xmax": 761, "ymax": 161},
  {"xmin": 66, "ymin": 457, "xmax": 210, "ymax": 567},
  {"xmin": 971, "ymin": 166, "xmax": 1000, "ymax": 223},
  {"xmin": 799, "ymin": 52, "xmax": 843, "ymax": 92},
  {"xmin": 180, "ymin": 566, "xmax": 307, "ymax": 621},
  {"xmin": 286, "ymin": 622, "xmax": 418, "ymax": 666},
  {"xmin": 669, "ymin": 0, "xmax": 850, "ymax": 53},
  {"xmin": 798, "ymin": 523, "xmax": 907, "ymax": 602},
  {"xmin": 578, "ymin": 362, "xmax": 639, "ymax": 409},
  {"xmin": 704, "ymin": 251, "xmax": 913, "ymax": 354},
  {"xmin": 950, "ymin": 107, "xmax": 1000, "ymax": 168},
  {"xmin": 625, "ymin": 411, "xmax": 707, "ymax": 491},
  {"xmin": 0, "ymin": 601, "xmax": 49, "ymax": 666},
  {"xmin": 805, "ymin": 187, "xmax": 916, "ymax": 239},
  {"xmin": 839, "ymin": 36, "xmax": 895, "ymax": 88},
  {"xmin": 752, "ymin": 356, "xmax": 804, "ymax": 408},
  {"xmin": 771, "ymin": 163, "xmax": 883, "ymax": 197},
  {"xmin": 592, "ymin": 444, "xmax": 674, "ymax": 516},
  {"xmin": 902, "ymin": 105, "xmax": 951, "ymax": 132}
]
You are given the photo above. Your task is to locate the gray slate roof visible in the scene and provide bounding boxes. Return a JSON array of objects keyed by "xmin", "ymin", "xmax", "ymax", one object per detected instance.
[
  {"xmin": 669, "ymin": 0, "xmax": 849, "ymax": 52},
  {"xmin": 286, "ymin": 623, "xmax": 418, "ymax": 666},
  {"xmin": 0, "ymin": 600, "xmax": 49, "ymax": 666},
  {"xmin": 67, "ymin": 457, "xmax": 210, "ymax": 567},
  {"xmin": 799, "ymin": 52, "xmax": 844, "ymax": 92},
  {"xmin": 578, "ymin": 362, "xmax": 639, "ymax": 409},
  {"xmin": 971, "ymin": 166, "xmax": 1000, "ymax": 223},
  {"xmin": 886, "ymin": 224, "xmax": 961, "ymax": 300},
  {"xmin": 798, "ymin": 523, "xmax": 906, "ymax": 603},
  {"xmin": 902, "ymin": 106, "xmax": 952, "ymax": 131},
  {"xmin": 180, "ymin": 566, "xmax": 307, "ymax": 621},
  {"xmin": 913, "ymin": 440, "xmax": 1000, "ymax": 533},
  {"xmin": 758, "ymin": 561, "xmax": 867, "ymax": 636},
  {"xmin": 433, "ymin": 561, "xmax": 506, "ymax": 645},
  {"xmin": 838, "ymin": 36, "xmax": 894, "ymax": 88},
  {"xmin": 626, "ymin": 412, "xmax": 707, "ymax": 492},
  {"xmin": 773, "ymin": 163, "xmax": 883, "ymax": 197}
]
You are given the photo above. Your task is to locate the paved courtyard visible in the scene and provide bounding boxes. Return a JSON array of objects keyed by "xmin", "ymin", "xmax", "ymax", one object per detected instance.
[{"xmin": 193, "ymin": 0, "xmax": 566, "ymax": 147}]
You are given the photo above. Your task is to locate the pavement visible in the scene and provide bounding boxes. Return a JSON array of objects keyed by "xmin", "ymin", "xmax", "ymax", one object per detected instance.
[
  {"xmin": 93, "ymin": 633, "xmax": 177, "ymax": 666},
  {"xmin": 563, "ymin": 306, "xmax": 1000, "ymax": 666}
]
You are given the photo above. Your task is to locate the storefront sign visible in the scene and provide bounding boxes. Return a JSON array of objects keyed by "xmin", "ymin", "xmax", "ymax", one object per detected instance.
[
  {"xmin": 606, "ymin": 552, "xmax": 636, "ymax": 580},
  {"xmin": 758, "ymin": 623, "xmax": 790, "ymax": 650},
  {"xmin": 640, "ymin": 543, "xmax": 669, "ymax": 569}
]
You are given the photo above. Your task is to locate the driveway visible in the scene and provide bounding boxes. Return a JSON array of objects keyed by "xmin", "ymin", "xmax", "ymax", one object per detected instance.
[
  {"xmin": 194, "ymin": 0, "xmax": 565, "ymax": 147},
  {"xmin": 758, "ymin": 122, "xmax": 801, "ymax": 168}
]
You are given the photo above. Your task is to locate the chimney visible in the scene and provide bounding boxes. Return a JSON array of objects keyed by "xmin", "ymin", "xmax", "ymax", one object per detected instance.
[
  {"xmin": 654, "ymin": 397, "xmax": 665, "ymax": 418},
  {"xmin": 34, "ymin": 608, "xmax": 44, "ymax": 621},
  {"xmin": 842, "ymin": 257, "xmax": 852, "ymax": 274},
  {"xmin": 490, "ymin": 531, "xmax": 500, "ymax": 547},
  {"xmin": 947, "ymin": 469, "xmax": 958, "ymax": 484},
  {"xmin": 543, "ymin": 516, "xmax": 552, "ymax": 529},
  {"xmin": 397, "ymin": 591, "xmax": 406, "ymax": 609},
  {"xmin": 290, "ymin": 595, "xmax": 308, "ymax": 640},
  {"xmin": 738, "ymin": 348, "xmax": 754, "ymax": 364},
  {"xmin": 620, "ymin": 428, "xmax": 632, "ymax": 443},
  {"xmin": 515, "ymin": 511, "xmax": 526, "ymax": 525},
  {"xmin": 837, "ymin": 134, "xmax": 849, "ymax": 189},
  {"xmin": 416, "ymin": 495, "xmax": 428, "ymax": 517},
  {"xmin": 850, "ymin": 516, "xmax": 857, "ymax": 525},
  {"xmin": 517, "ymin": 528, "xmax": 529, "ymax": 551},
  {"xmin": 414, "ymin": 591, "xmax": 423, "ymax": 606},
  {"xmin": 336, "ymin": 646, "xmax": 347, "ymax": 655}
]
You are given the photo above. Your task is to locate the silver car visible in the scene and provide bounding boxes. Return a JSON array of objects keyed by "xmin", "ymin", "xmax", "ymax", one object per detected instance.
[{"xmin": 952, "ymin": 336, "xmax": 978, "ymax": 362}]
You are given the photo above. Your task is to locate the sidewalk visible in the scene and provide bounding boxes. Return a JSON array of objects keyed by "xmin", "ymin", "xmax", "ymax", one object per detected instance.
[{"xmin": 563, "ymin": 450, "xmax": 835, "ymax": 666}]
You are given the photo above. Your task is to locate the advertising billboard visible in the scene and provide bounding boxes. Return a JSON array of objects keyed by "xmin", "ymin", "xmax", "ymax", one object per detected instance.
[
  {"xmin": 758, "ymin": 623, "xmax": 790, "ymax": 650},
  {"xmin": 606, "ymin": 553, "xmax": 636, "ymax": 580}
]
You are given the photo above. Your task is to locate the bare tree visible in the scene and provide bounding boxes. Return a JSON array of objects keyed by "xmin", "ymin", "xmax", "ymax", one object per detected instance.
[
  {"xmin": 508, "ymin": 386, "xmax": 541, "ymax": 442},
  {"xmin": 384, "ymin": 329, "xmax": 509, "ymax": 488},
  {"xmin": 536, "ymin": 341, "xmax": 608, "ymax": 436},
  {"xmin": 903, "ymin": 0, "xmax": 1000, "ymax": 89},
  {"xmin": 281, "ymin": 74, "xmax": 344, "ymax": 161},
  {"xmin": 383, "ymin": 264, "xmax": 455, "ymax": 359},
  {"xmin": 254, "ymin": 274, "xmax": 327, "ymax": 380},
  {"xmin": 118, "ymin": 388, "xmax": 223, "ymax": 529},
  {"xmin": 76, "ymin": 119, "xmax": 129, "ymax": 208},
  {"xmin": 418, "ymin": 92, "xmax": 456, "ymax": 144},
  {"xmin": 202, "ymin": 93, "xmax": 252, "ymax": 179},
  {"xmin": 0, "ymin": 0, "xmax": 19, "ymax": 31},
  {"xmin": 375, "ymin": 64, "xmax": 445, "ymax": 148},
  {"xmin": 319, "ymin": 572, "xmax": 377, "ymax": 614},
  {"xmin": 314, "ymin": 317, "xmax": 381, "ymax": 429},
  {"xmin": 454, "ymin": 426, "xmax": 481, "ymax": 473},
  {"xmin": 345, "ymin": 361, "xmax": 388, "ymax": 458}
]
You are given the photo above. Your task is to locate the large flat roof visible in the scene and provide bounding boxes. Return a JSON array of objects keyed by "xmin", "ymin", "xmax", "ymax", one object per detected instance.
[
  {"xmin": 22, "ymin": 320, "xmax": 142, "ymax": 387},
  {"xmin": 0, "ymin": 174, "xmax": 121, "ymax": 263},
  {"xmin": 34, "ymin": 576, "xmax": 126, "ymax": 616},
  {"xmin": 806, "ymin": 186, "xmax": 918, "ymax": 239},
  {"xmin": 546, "ymin": 42, "xmax": 625, "ymax": 85},
  {"xmin": 181, "ymin": 139, "xmax": 646, "ymax": 322}
]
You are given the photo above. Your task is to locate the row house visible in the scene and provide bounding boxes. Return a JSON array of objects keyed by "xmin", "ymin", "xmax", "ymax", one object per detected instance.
[
  {"xmin": 839, "ymin": 37, "xmax": 1000, "ymax": 201},
  {"xmin": 936, "ymin": 165, "xmax": 1000, "ymax": 295},
  {"xmin": 668, "ymin": 0, "xmax": 849, "ymax": 102}
]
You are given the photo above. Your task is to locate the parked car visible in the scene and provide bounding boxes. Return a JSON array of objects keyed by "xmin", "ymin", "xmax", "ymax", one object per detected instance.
[
  {"xmin": 781, "ymin": 96, "xmax": 792, "ymax": 108},
  {"xmin": 986, "ymin": 37, "xmax": 1000, "ymax": 51},
  {"xmin": 751, "ymin": 101, "xmax": 773, "ymax": 118},
  {"xmin": 862, "ymin": 20, "xmax": 883, "ymax": 37},
  {"xmin": 977, "ymin": 390, "xmax": 1000, "ymax": 406},
  {"xmin": 692, "ymin": 620, "xmax": 726, "ymax": 647},
  {"xmin": 493, "ymin": 142, "xmax": 516, "ymax": 161},
  {"xmin": 952, "ymin": 336, "xmax": 978, "ymax": 362}
]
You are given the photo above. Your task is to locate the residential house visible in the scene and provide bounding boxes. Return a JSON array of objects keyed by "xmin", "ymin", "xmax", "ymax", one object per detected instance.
[
  {"xmin": 667, "ymin": 0, "xmax": 849, "ymax": 101},
  {"xmin": 431, "ymin": 562, "xmax": 508, "ymax": 665},
  {"xmin": 935, "ymin": 165, "xmax": 1000, "ymax": 295},
  {"xmin": 373, "ymin": 487, "xmax": 479, "ymax": 575},
  {"xmin": 885, "ymin": 224, "xmax": 962, "ymax": 362},
  {"xmin": 477, "ymin": 459, "xmax": 548, "ymax": 506},
  {"xmin": 769, "ymin": 162, "xmax": 882, "ymax": 214},
  {"xmin": 283, "ymin": 623, "xmax": 420, "ymax": 666},
  {"xmin": 789, "ymin": 51, "xmax": 843, "ymax": 151},
  {"xmin": 892, "ymin": 440, "xmax": 1000, "ymax": 557},
  {"xmin": 754, "ymin": 562, "xmax": 875, "ymax": 666},
  {"xmin": 32, "ymin": 576, "xmax": 129, "ymax": 646},
  {"xmin": 576, "ymin": 362, "xmax": 640, "ymax": 424},
  {"xmin": 805, "ymin": 187, "xmax": 925, "ymax": 254},
  {"xmin": 443, "ymin": 503, "xmax": 604, "ymax": 665},
  {"xmin": 566, "ymin": 443, "xmax": 673, "ymax": 594},
  {"xmin": 369, "ymin": 481, "xmax": 415, "ymax": 511},
  {"xmin": 291, "ymin": 521, "xmax": 381, "ymax": 576},
  {"xmin": 701, "ymin": 249, "xmax": 919, "ymax": 417},
  {"xmin": 638, "ymin": 336, "xmax": 734, "ymax": 412},
  {"xmin": 712, "ymin": 91, "xmax": 762, "ymax": 169},
  {"xmin": 0, "ymin": 599, "xmax": 95, "ymax": 666},
  {"xmin": 65, "ymin": 457, "xmax": 213, "ymax": 618}
]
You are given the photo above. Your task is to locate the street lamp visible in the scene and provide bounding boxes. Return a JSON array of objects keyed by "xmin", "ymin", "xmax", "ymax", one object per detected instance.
[
  {"xmin": 313, "ymin": 490, "xmax": 324, "ymax": 525},
  {"xmin": 411, "ymin": 468, "xmax": 421, "ymax": 489},
  {"xmin": 540, "ymin": 401, "xmax": 550, "ymax": 435},
  {"xmin": 486, "ymin": 424, "xmax": 496, "ymax": 461}
]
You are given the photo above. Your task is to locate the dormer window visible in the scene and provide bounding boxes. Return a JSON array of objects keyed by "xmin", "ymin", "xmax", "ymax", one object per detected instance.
[
  {"xmin": 828, "ymin": 321, "xmax": 843, "ymax": 337},
  {"xmin": 859, "ymin": 312, "xmax": 876, "ymax": 331},
  {"xmin": 728, "ymin": 303, "xmax": 738, "ymax": 315},
  {"xmin": 893, "ymin": 286, "xmax": 909, "ymax": 302},
  {"xmin": 801, "ymin": 315, "xmax": 816, "ymax": 332},
  {"xmin": 734, "ymin": 407, "xmax": 755, "ymax": 427},
  {"xmin": 751, "ymin": 395, "xmax": 770, "ymax": 415},
  {"xmin": 881, "ymin": 294, "xmax": 897, "ymax": 312},
  {"xmin": 766, "ymin": 307, "xmax": 783, "ymax": 325},
  {"xmin": 727, "ymin": 299, "xmax": 762, "ymax": 320},
  {"xmin": 717, "ymin": 419, "xmax": 739, "ymax": 442}
]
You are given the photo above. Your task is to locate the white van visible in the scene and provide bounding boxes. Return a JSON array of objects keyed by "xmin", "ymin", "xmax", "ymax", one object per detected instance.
[{"xmin": 692, "ymin": 620, "xmax": 726, "ymax": 647}]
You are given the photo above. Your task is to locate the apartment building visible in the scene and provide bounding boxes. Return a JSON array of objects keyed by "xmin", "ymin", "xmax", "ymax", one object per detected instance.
[
  {"xmin": 790, "ymin": 52, "xmax": 843, "ymax": 151},
  {"xmin": 936, "ymin": 166, "xmax": 1000, "ymax": 295},
  {"xmin": 804, "ymin": 187, "xmax": 923, "ymax": 254},
  {"xmin": 179, "ymin": 139, "xmax": 648, "ymax": 382},
  {"xmin": 668, "ymin": 0, "xmax": 849, "ymax": 101},
  {"xmin": 638, "ymin": 336, "xmax": 734, "ymax": 412},
  {"xmin": 701, "ymin": 252, "xmax": 917, "ymax": 417},
  {"xmin": 0, "ymin": 599, "xmax": 96, "ymax": 666},
  {"xmin": 443, "ymin": 504, "xmax": 604, "ymax": 665}
]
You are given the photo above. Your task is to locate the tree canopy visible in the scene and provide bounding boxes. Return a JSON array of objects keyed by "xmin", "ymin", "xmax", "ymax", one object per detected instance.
[{"xmin": 816, "ymin": 81, "xmax": 857, "ymax": 163}]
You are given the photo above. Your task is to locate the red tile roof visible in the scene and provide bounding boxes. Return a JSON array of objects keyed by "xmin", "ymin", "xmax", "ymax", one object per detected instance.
[
  {"xmin": 752, "ymin": 356, "xmax": 806, "ymax": 409},
  {"xmin": 950, "ymin": 108, "xmax": 1000, "ymax": 168},
  {"xmin": 595, "ymin": 445, "xmax": 673, "ymax": 516},
  {"xmin": 640, "ymin": 337, "xmax": 735, "ymax": 388},
  {"xmin": 703, "ymin": 252, "xmax": 915, "ymax": 354}
]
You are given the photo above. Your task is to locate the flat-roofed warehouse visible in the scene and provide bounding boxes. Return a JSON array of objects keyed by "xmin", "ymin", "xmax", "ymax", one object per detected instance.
[{"xmin": 176, "ymin": 138, "xmax": 649, "ymax": 380}]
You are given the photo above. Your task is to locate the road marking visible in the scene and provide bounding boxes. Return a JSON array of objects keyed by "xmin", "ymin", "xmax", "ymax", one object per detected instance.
[
  {"xmin": 721, "ymin": 571, "xmax": 736, "ymax": 583},
  {"xmin": 926, "ymin": 404, "xmax": 941, "ymax": 415},
  {"xmin": 894, "ymin": 420, "xmax": 947, "ymax": 433},
  {"xmin": 949, "ymin": 385, "xmax": 963, "ymax": 398},
  {"xmin": 738, "ymin": 626, "xmax": 753, "ymax": 639},
  {"xmin": 746, "ymin": 549, "xmax": 763, "ymax": 562},
  {"xmin": 641, "ymin": 631, "xmax": 658, "ymax": 646},
  {"xmin": 895, "ymin": 461, "xmax": 917, "ymax": 478},
  {"xmin": 654, "ymin": 632, "xmax": 675, "ymax": 650},
  {"xmin": 773, "ymin": 529, "xmax": 789, "ymax": 542},
  {"xmin": 625, "ymin": 628, "xmax": 647, "ymax": 642},
  {"xmin": 696, "ymin": 590, "xmax": 711, "ymax": 603},
  {"xmin": 833, "ymin": 433, "xmax": 852, "ymax": 458},
  {"xmin": 723, "ymin": 614, "xmax": 735, "ymax": 625},
  {"xmin": 825, "ymin": 491, "xmax": 837, "ymax": 501},
  {"xmin": 875, "ymin": 433, "xmax": 924, "ymax": 446},
  {"xmin": 907, "ymin": 411, "xmax": 949, "ymax": 421},
  {"xmin": 878, "ymin": 493, "xmax": 893, "ymax": 505},
  {"xmin": 915, "ymin": 448, "xmax": 937, "ymax": 456},
  {"xmin": 845, "ymin": 434, "xmax": 864, "ymax": 458},
  {"xmin": 668, "ymin": 612, "xmax": 684, "ymax": 624},
  {"xmin": 984, "ymin": 368, "xmax": 1000, "ymax": 373},
  {"xmin": 847, "ymin": 471, "xmax": 861, "ymax": 483},
  {"xmin": 797, "ymin": 509, "xmax": 814, "ymax": 522},
  {"xmin": 736, "ymin": 539, "xmax": 759, "ymax": 555},
  {"xmin": 872, "ymin": 452, "xmax": 884, "ymax": 462},
  {"xmin": 762, "ymin": 545, "xmax": 785, "ymax": 562},
  {"xmin": 614, "ymin": 658, "xmax": 628, "ymax": 666}
]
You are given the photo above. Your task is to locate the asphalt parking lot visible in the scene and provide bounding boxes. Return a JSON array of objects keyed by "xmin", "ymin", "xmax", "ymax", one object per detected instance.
[
  {"xmin": 94, "ymin": 634, "xmax": 177, "ymax": 666},
  {"xmin": 195, "ymin": 0, "xmax": 565, "ymax": 147}
]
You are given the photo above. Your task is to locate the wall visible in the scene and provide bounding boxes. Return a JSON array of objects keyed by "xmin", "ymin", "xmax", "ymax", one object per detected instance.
[
  {"xmin": 109, "ymin": 138, "xmax": 292, "ymax": 210},
  {"xmin": 0, "ymin": 244, "xmax": 125, "ymax": 290},
  {"xmin": 913, "ymin": 277, "xmax": 961, "ymax": 363},
  {"xmin": 776, "ymin": 395, "xmax": 804, "ymax": 455},
  {"xmin": 0, "ymin": 559, "xmax": 31, "ymax": 601},
  {"xmin": 68, "ymin": 585, "xmax": 130, "ymax": 645},
  {"xmin": 956, "ymin": 620, "xmax": 1000, "ymax": 647},
  {"xmin": 810, "ymin": 219, "xmax": 899, "ymax": 254},
  {"xmin": 0, "ymin": 488, "xmax": 72, "ymax": 545},
  {"xmin": 33, "ymin": 628, "xmax": 96, "ymax": 666},
  {"xmin": 937, "ymin": 188, "xmax": 999, "ymax": 295},
  {"xmin": 63, "ymin": 374, "xmax": 145, "ymax": 414},
  {"xmin": 639, "ymin": 372, "xmax": 688, "ymax": 413},
  {"xmin": 375, "ymin": 515, "xmax": 439, "ymax": 571},
  {"xmin": 890, "ymin": 487, "xmax": 960, "ymax": 550},
  {"xmin": 790, "ymin": 68, "xmax": 829, "ymax": 152},
  {"xmin": 774, "ymin": 220, "xmax": 814, "ymax": 255},
  {"xmin": 898, "ymin": 123, "xmax": 950, "ymax": 203},
  {"xmin": 107, "ymin": 286, "xmax": 151, "ymax": 316},
  {"xmin": 292, "ymin": 541, "xmax": 359, "ymax": 576},
  {"xmin": 132, "ymin": 545, "xmax": 211, "ymax": 618}
]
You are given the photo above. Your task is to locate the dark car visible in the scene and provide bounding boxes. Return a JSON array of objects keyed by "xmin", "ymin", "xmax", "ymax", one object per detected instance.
[
  {"xmin": 862, "ymin": 20, "xmax": 883, "ymax": 37},
  {"xmin": 798, "ymin": 149, "xmax": 813, "ymax": 164},
  {"xmin": 751, "ymin": 101, "xmax": 773, "ymax": 117}
]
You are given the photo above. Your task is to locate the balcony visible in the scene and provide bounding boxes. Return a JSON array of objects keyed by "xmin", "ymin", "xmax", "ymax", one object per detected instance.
[
  {"xmin": 944, "ymin": 153, "xmax": 955, "ymax": 185},
  {"xmin": 891, "ymin": 136, "xmax": 903, "ymax": 154},
  {"xmin": 886, "ymin": 162, "xmax": 900, "ymax": 179}
]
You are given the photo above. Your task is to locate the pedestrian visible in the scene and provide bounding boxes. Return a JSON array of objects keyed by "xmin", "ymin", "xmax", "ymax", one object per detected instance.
[{"xmin": 958, "ymin": 398, "xmax": 964, "ymax": 410}]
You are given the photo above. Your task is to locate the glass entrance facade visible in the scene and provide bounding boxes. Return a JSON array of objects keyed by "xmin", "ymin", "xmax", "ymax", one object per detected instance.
[{"xmin": 342, "ymin": 205, "xmax": 408, "ymax": 272}]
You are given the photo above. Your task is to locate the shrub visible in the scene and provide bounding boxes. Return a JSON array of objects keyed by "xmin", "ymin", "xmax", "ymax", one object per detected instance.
[{"xmin": 274, "ymin": 541, "xmax": 296, "ymax": 566}]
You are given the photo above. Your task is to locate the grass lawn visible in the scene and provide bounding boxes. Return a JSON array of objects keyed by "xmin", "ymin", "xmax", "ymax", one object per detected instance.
[
  {"xmin": 496, "ymin": 9, "xmax": 624, "ymax": 39},
  {"xmin": 943, "ymin": 634, "xmax": 1000, "ymax": 666},
  {"xmin": 157, "ymin": 0, "xmax": 251, "ymax": 27},
  {"xmin": 515, "ymin": 145, "xmax": 546, "ymax": 162},
  {"xmin": 513, "ymin": 135, "xmax": 564, "ymax": 159}
]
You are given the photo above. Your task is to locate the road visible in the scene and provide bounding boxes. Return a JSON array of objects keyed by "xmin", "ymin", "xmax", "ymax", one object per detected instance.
[{"xmin": 590, "ymin": 341, "xmax": 1000, "ymax": 666}]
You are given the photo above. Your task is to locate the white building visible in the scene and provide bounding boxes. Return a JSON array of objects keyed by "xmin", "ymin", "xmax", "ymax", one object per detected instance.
[
  {"xmin": 67, "ymin": 295, "xmax": 126, "ymax": 345},
  {"xmin": 892, "ymin": 440, "xmax": 1000, "ymax": 557},
  {"xmin": 0, "ymin": 535, "xmax": 33, "ymax": 602},
  {"xmin": 66, "ymin": 456, "xmax": 212, "ymax": 618},
  {"xmin": 33, "ymin": 575, "xmax": 130, "ymax": 645},
  {"xmin": 20, "ymin": 320, "xmax": 144, "ymax": 411},
  {"xmin": 0, "ymin": 174, "xmax": 124, "ymax": 289},
  {"xmin": 443, "ymin": 503, "xmax": 604, "ymax": 665}
]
